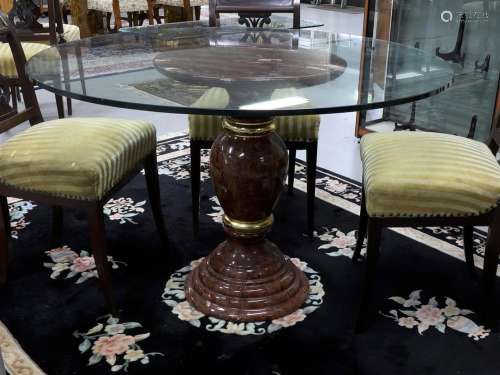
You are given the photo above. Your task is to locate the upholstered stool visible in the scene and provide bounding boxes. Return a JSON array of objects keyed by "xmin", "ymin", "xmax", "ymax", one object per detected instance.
[
  {"xmin": 353, "ymin": 131, "xmax": 500, "ymax": 329},
  {"xmin": 188, "ymin": 87, "xmax": 320, "ymax": 236}
]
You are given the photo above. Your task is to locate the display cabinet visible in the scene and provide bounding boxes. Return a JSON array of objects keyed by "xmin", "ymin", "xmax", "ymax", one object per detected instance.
[{"xmin": 356, "ymin": 0, "xmax": 499, "ymax": 142}]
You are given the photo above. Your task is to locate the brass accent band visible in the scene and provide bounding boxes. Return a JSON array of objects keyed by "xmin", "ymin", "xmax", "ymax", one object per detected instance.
[
  {"xmin": 223, "ymin": 214, "xmax": 274, "ymax": 234},
  {"xmin": 223, "ymin": 117, "xmax": 276, "ymax": 135}
]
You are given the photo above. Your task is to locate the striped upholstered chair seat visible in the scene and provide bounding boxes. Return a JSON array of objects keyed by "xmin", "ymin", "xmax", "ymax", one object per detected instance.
[
  {"xmin": 188, "ymin": 88, "xmax": 320, "ymax": 141},
  {"xmin": 0, "ymin": 118, "xmax": 156, "ymax": 200},
  {"xmin": 360, "ymin": 132, "xmax": 500, "ymax": 218},
  {"xmin": 0, "ymin": 42, "xmax": 51, "ymax": 77}
]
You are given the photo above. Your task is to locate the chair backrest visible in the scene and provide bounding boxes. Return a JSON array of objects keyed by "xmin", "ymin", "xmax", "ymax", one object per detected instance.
[
  {"xmin": 209, "ymin": 0, "xmax": 300, "ymax": 29},
  {"xmin": 8, "ymin": 0, "xmax": 64, "ymax": 44},
  {"xmin": 0, "ymin": 12, "xmax": 43, "ymax": 132}
]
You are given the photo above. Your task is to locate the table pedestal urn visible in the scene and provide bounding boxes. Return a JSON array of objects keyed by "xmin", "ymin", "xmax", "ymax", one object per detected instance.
[{"xmin": 185, "ymin": 116, "xmax": 310, "ymax": 322}]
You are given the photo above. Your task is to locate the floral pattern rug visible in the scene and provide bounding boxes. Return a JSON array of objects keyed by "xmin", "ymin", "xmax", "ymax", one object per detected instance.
[{"xmin": 0, "ymin": 133, "xmax": 499, "ymax": 375}]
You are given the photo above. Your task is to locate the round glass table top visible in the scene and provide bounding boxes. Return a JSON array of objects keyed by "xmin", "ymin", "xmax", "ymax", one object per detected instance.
[{"xmin": 26, "ymin": 27, "xmax": 454, "ymax": 117}]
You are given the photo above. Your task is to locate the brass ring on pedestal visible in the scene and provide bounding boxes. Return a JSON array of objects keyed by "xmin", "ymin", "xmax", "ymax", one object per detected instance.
[
  {"xmin": 223, "ymin": 214, "xmax": 274, "ymax": 235},
  {"xmin": 223, "ymin": 117, "xmax": 276, "ymax": 135}
]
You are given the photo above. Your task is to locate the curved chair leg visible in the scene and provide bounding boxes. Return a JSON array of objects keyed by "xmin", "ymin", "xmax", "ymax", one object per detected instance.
[
  {"xmin": 51, "ymin": 206, "xmax": 63, "ymax": 248},
  {"xmin": 356, "ymin": 219, "xmax": 382, "ymax": 332},
  {"xmin": 106, "ymin": 12, "xmax": 112, "ymax": 31},
  {"xmin": 463, "ymin": 226, "xmax": 476, "ymax": 277},
  {"xmin": 190, "ymin": 140, "xmax": 201, "ymax": 236},
  {"xmin": 306, "ymin": 142, "xmax": 318, "ymax": 238},
  {"xmin": 88, "ymin": 204, "xmax": 116, "ymax": 315},
  {"xmin": 66, "ymin": 98, "xmax": 72, "ymax": 116},
  {"xmin": 143, "ymin": 151, "xmax": 169, "ymax": 248},
  {"xmin": 353, "ymin": 188, "xmax": 368, "ymax": 263},
  {"xmin": 287, "ymin": 146, "xmax": 296, "ymax": 195},
  {"xmin": 0, "ymin": 196, "xmax": 10, "ymax": 286},
  {"xmin": 480, "ymin": 211, "xmax": 500, "ymax": 324},
  {"xmin": 482, "ymin": 213, "xmax": 500, "ymax": 295},
  {"xmin": 55, "ymin": 94, "xmax": 64, "ymax": 118}
]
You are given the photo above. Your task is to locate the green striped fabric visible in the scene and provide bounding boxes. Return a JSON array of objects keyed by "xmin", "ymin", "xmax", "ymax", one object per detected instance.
[
  {"xmin": 361, "ymin": 132, "xmax": 500, "ymax": 218},
  {"xmin": 188, "ymin": 88, "xmax": 320, "ymax": 141},
  {"xmin": 0, "ymin": 118, "xmax": 156, "ymax": 201},
  {"xmin": 0, "ymin": 42, "xmax": 51, "ymax": 77}
]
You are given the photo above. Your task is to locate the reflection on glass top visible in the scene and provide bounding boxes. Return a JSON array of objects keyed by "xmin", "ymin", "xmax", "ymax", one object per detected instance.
[
  {"xmin": 26, "ymin": 27, "xmax": 454, "ymax": 116},
  {"xmin": 119, "ymin": 15, "xmax": 323, "ymax": 31}
]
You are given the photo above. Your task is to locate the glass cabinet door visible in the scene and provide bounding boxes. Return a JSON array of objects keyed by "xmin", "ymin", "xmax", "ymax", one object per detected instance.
[{"xmin": 357, "ymin": 0, "xmax": 499, "ymax": 142}]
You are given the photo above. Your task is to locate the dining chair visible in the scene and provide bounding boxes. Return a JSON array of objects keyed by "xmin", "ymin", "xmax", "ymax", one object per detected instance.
[
  {"xmin": 154, "ymin": 0, "xmax": 207, "ymax": 23},
  {"xmin": 87, "ymin": 0, "xmax": 154, "ymax": 31},
  {"xmin": 0, "ymin": 14, "xmax": 169, "ymax": 314},
  {"xmin": 3, "ymin": 0, "xmax": 80, "ymax": 117},
  {"xmin": 208, "ymin": 0, "xmax": 300, "ymax": 28},
  {"xmin": 353, "ymin": 119, "xmax": 500, "ymax": 328},
  {"xmin": 189, "ymin": 87, "xmax": 319, "ymax": 237}
]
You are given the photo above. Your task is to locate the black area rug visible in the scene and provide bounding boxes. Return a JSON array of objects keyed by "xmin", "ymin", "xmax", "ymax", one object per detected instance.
[{"xmin": 0, "ymin": 134, "xmax": 499, "ymax": 375}]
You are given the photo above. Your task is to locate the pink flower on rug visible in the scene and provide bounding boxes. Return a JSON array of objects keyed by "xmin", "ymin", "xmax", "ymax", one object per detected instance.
[
  {"xmin": 72, "ymin": 256, "xmax": 96, "ymax": 273},
  {"xmin": 272, "ymin": 309, "xmax": 306, "ymax": 327},
  {"xmin": 415, "ymin": 305, "xmax": 445, "ymax": 326},
  {"xmin": 172, "ymin": 301, "xmax": 204, "ymax": 321},
  {"xmin": 331, "ymin": 234, "xmax": 356, "ymax": 249},
  {"xmin": 46, "ymin": 246, "xmax": 78, "ymax": 263},
  {"xmin": 398, "ymin": 317, "xmax": 418, "ymax": 328},
  {"xmin": 109, "ymin": 213, "xmax": 123, "ymax": 221},
  {"xmin": 325, "ymin": 180, "xmax": 348, "ymax": 193},
  {"xmin": 92, "ymin": 334, "xmax": 135, "ymax": 357}
]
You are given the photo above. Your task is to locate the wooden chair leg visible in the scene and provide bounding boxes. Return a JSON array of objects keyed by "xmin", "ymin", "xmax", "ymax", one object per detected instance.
[
  {"xmin": 0, "ymin": 196, "xmax": 10, "ymax": 286},
  {"xmin": 10, "ymin": 86, "xmax": 17, "ymax": 111},
  {"xmin": 482, "ymin": 213, "xmax": 500, "ymax": 296},
  {"xmin": 153, "ymin": 6, "xmax": 162, "ymax": 23},
  {"xmin": 194, "ymin": 5, "xmax": 201, "ymax": 20},
  {"xmin": 143, "ymin": 151, "xmax": 169, "ymax": 248},
  {"xmin": 55, "ymin": 94, "xmax": 64, "ymax": 118},
  {"xmin": 356, "ymin": 219, "xmax": 382, "ymax": 332},
  {"xmin": 287, "ymin": 146, "xmax": 296, "ymax": 195},
  {"xmin": 66, "ymin": 98, "xmax": 72, "ymax": 116},
  {"xmin": 106, "ymin": 12, "xmax": 112, "ymax": 31},
  {"xmin": 190, "ymin": 140, "xmax": 201, "ymax": 236},
  {"xmin": 75, "ymin": 46, "xmax": 87, "ymax": 96},
  {"xmin": 480, "ymin": 212, "xmax": 500, "ymax": 325},
  {"xmin": 88, "ymin": 204, "xmax": 116, "ymax": 315},
  {"xmin": 463, "ymin": 226, "xmax": 476, "ymax": 277},
  {"xmin": 353, "ymin": 187, "xmax": 368, "ymax": 263},
  {"xmin": 306, "ymin": 142, "xmax": 318, "ymax": 238},
  {"xmin": 51, "ymin": 206, "xmax": 63, "ymax": 247}
]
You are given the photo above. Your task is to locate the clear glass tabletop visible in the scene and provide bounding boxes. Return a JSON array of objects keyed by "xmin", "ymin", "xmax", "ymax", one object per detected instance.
[
  {"xmin": 26, "ymin": 27, "xmax": 454, "ymax": 117},
  {"xmin": 119, "ymin": 15, "xmax": 324, "ymax": 32}
]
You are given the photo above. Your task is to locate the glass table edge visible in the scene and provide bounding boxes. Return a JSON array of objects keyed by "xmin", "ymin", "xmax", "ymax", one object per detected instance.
[{"xmin": 32, "ymin": 76, "xmax": 453, "ymax": 117}]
